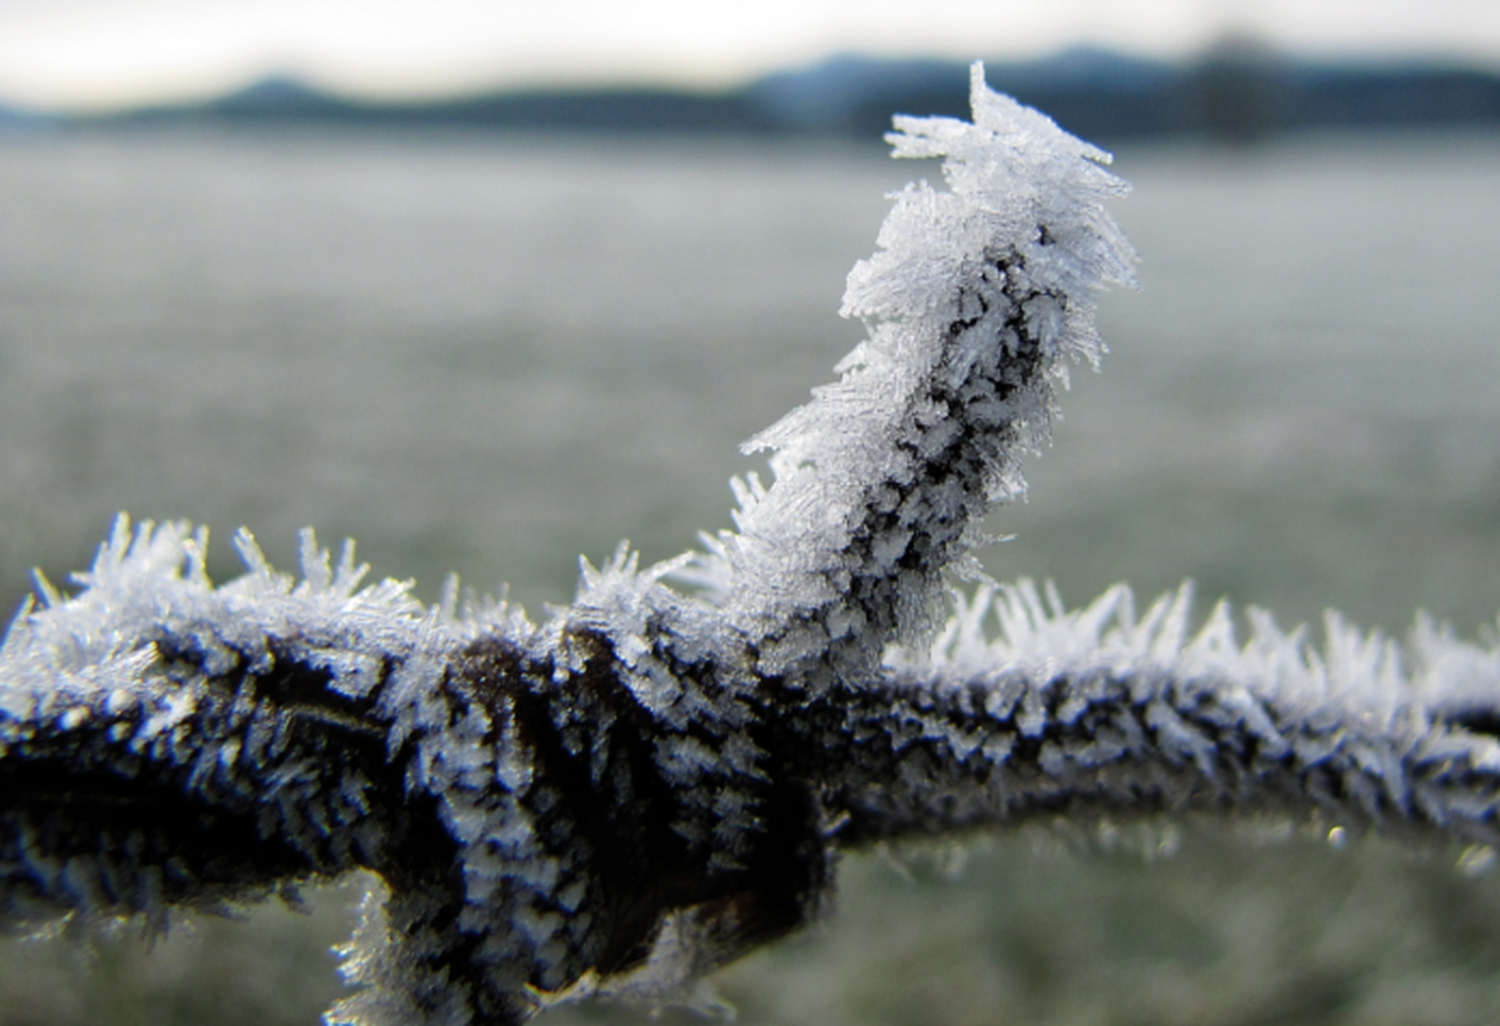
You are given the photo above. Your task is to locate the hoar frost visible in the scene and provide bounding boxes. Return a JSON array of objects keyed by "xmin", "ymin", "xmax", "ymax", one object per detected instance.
[
  {"xmin": 701, "ymin": 63, "xmax": 1137, "ymax": 691},
  {"xmin": 3, "ymin": 62, "xmax": 1500, "ymax": 1026}
]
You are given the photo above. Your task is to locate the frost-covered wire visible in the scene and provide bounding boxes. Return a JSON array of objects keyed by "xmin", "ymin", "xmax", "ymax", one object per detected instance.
[
  {"xmin": 3, "ymin": 62, "xmax": 1500, "ymax": 1026},
  {"xmin": 692, "ymin": 62, "xmax": 1137, "ymax": 690}
]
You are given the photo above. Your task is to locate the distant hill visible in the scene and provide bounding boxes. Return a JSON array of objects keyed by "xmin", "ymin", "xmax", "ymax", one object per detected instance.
[
  {"xmin": 0, "ymin": 103, "xmax": 53, "ymax": 131},
  {"xmin": 748, "ymin": 49, "xmax": 1183, "ymax": 138},
  {"xmin": 67, "ymin": 49, "xmax": 1500, "ymax": 142}
]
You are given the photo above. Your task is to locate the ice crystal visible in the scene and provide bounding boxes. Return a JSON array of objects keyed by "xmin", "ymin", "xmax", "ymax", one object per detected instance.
[
  {"xmin": 707, "ymin": 63, "xmax": 1136, "ymax": 691},
  {"xmin": 3, "ymin": 62, "xmax": 1499, "ymax": 1026}
]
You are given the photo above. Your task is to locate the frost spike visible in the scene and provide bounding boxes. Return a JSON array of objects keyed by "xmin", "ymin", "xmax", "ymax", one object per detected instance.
[{"xmin": 701, "ymin": 61, "xmax": 1137, "ymax": 690}]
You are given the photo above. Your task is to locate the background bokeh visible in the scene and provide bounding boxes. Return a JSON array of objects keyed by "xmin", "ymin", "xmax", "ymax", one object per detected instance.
[
  {"xmin": 2, "ymin": 119, "xmax": 1499, "ymax": 1026},
  {"xmin": 2, "ymin": 2, "xmax": 1500, "ymax": 1022}
]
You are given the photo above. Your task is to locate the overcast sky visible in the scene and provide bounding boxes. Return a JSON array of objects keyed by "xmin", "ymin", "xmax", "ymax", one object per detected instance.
[{"xmin": 2, "ymin": 0, "xmax": 1498, "ymax": 112}]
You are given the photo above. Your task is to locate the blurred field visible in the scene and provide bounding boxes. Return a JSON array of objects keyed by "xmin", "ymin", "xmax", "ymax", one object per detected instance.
[{"xmin": 1, "ymin": 126, "xmax": 1498, "ymax": 1024}]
